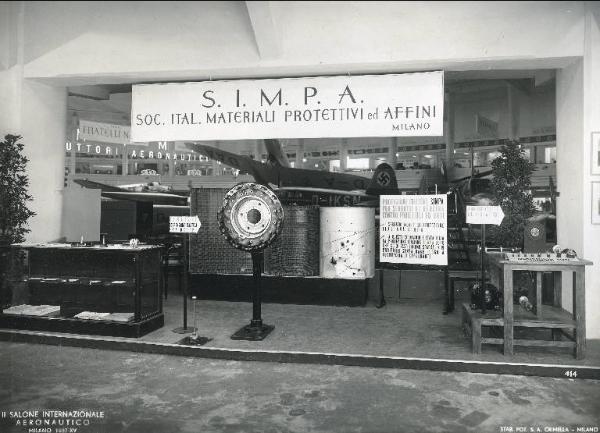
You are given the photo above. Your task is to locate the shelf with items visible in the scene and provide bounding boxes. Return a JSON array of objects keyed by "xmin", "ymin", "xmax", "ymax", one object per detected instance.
[{"xmin": 461, "ymin": 303, "xmax": 578, "ymax": 354}]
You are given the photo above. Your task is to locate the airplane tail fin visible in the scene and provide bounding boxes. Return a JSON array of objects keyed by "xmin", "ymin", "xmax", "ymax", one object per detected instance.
[{"xmin": 365, "ymin": 163, "xmax": 398, "ymax": 196}]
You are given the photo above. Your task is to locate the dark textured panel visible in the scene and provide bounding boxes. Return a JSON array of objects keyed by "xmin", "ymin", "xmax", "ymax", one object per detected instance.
[
  {"xmin": 264, "ymin": 205, "xmax": 320, "ymax": 277},
  {"xmin": 189, "ymin": 188, "xmax": 253, "ymax": 274},
  {"xmin": 189, "ymin": 274, "xmax": 368, "ymax": 307}
]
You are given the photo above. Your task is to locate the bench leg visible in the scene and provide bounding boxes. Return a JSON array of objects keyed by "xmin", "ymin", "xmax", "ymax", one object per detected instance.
[
  {"xmin": 449, "ymin": 280, "xmax": 455, "ymax": 313},
  {"xmin": 472, "ymin": 319, "xmax": 482, "ymax": 354},
  {"xmin": 444, "ymin": 271, "xmax": 450, "ymax": 314}
]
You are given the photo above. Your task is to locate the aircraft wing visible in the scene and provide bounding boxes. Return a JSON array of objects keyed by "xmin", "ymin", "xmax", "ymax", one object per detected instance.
[
  {"xmin": 73, "ymin": 178, "xmax": 124, "ymax": 192},
  {"xmin": 275, "ymin": 187, "xmax": 370, "ymax": 197},
  {"xmin": 102, "ymin": 192, "xmax": 188, "ymax": 206}
]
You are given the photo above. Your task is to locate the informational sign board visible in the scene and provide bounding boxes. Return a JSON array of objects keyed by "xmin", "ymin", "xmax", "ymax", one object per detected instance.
[
  {"xmin": 466, "ymin": 206, "xmax": 505, "ymax": 225},
  {"xmin": 131, "ymin": 71, "xmax": 444, "ymax": 141},
  {"xmin": 78, "ymin": 120, "xmax": 131, "ymax": 145},
  {"xmin": 169, "ymin": 216, "xmax": 201, "ymax": 233},
  {"xmin": 379, "ymin": 194, "xmax": 448, "ymax": 266}
]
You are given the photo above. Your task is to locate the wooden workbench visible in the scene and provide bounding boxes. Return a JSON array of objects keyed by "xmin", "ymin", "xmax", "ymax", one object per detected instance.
[{"xmin": 463, "ymin": 253, "xmax": 592, "ymax": 359}]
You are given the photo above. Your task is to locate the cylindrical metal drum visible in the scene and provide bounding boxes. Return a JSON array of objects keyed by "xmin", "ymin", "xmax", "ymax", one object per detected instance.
[{"xmin": 319, "ymin": 207, "xmax": 375, "ymax": 279}]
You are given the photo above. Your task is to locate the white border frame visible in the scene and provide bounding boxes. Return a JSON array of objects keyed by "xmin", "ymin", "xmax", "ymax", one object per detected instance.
[
  {"xmin": 592, "ymin": 132, "xmax": 600, "ymax": 175},
  {"xmin": 592, "ymin": 181, "xmax": 600, "ymax": 225}
]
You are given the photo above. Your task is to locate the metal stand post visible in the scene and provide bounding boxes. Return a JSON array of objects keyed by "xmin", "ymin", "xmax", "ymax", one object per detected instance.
[
  {"xmin": 376, "ymin": 268, "xmax": 386, "ymax": 308},
  {"xmin": 173, "ymin": 235, "xmax": 195, "ymax": 334},
  {"xmin": 480, "ymin": 224, "xmax": 487, "ymax": 315},
  {"xmin": 231, "ymin": 251, "xmax": 274, "ymax": 341},
  {"xmin": 176, "ymin": 295, "xmax": 212, "ymax": 346}
]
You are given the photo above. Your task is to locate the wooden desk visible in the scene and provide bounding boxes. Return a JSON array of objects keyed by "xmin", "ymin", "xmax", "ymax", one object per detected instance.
[{"xmin": 486, "ymin": 254, "xmax": 592, "ymax": 359}]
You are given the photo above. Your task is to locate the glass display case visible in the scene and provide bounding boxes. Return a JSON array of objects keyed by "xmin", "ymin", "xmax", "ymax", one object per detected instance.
[{"xmin": 0, "ymin": 243, "xmax": 164, "ymax": 338}]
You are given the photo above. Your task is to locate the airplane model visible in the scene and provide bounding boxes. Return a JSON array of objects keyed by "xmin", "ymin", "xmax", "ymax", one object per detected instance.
[
  {"xmin": 72, "ymin": 179, "xmax": 189, "ymax": 206},
  {"xmin": 184, "ymin": 140, "xmax": 399, "ymax": 205}
]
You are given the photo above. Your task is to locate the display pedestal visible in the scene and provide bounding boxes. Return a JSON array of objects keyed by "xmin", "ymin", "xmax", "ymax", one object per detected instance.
[
  {"xmin": 231, "ymin": 251, "xmax": 274, "ymax": 341},
  {"xmin": 177, "ymin": 335, "xmax": 212, "ymax": 346},
  {"xmin": 231, "ymin": 322, "xmax": 274, "ymax": 341}
]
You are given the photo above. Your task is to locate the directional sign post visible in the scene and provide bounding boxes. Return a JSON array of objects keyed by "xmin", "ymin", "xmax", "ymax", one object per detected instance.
[
  {"xmin": 170, "ymin": 215, "xmax": 201, "ymax": 334},
  {"xmin": 466, "ymin": 206, "xmax": 505, "ymax": 315},
  {"xmin": 466, "ymin": 206, "xmax": 505, "ymax": 226}
]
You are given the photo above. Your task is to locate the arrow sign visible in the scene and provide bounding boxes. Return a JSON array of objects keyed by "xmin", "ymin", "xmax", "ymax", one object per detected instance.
[
  {"xmin": 466, "ymin": 205, "xmax": 505, "ymax": 225},
  {"xmin": 169, "ymin": 215, "xmax": 201, "ymax": 233}
]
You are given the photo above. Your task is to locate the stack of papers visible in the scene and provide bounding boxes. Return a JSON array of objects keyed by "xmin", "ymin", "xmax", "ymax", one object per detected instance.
[
  {"xmin": 103, "ymin": 312, "xmax": 134, "ymax": 323},
  {"xmin": 74, "ymin": 311, "xmax": 111, "ymax": 320},
  {"xmin": 74, "ymin": 311, "xmax": 134, "ymax": 322},
  {"xmin": 2, "ymin": 304, "xmax": 30, "ymax": 315},
  {"xmin": 3, "ymin": 304, "xmax": 60, "ymax": 317}
]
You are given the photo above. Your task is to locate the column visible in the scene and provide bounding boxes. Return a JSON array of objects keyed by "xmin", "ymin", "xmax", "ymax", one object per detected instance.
[
  {"xmin": 389, "ymin": 137, "xmax": 398, "ymax": 169},
  {"xmin": 506, "ymin": 83, "xmax": 521, "ymax": 141},
  {"xmin": 444, "ymin": 92, "xmax": 455, "ymax": 181},
  {"xmin": 21, "ymin": 81, "xmax": 68, "ymax": 243},
  {"xmin": 211, "ymin": 141, "xmax": 222, "ymax": 176},
  {"xmin": 582, "ymin": 2, "xmax": 600, "ymax": 339},
  {"xmin": 295, "ymin": 139, "xmax": 304, "ymax": 168},
  {"xmin": 556, "ymin": 60, "xmax": 583, "ymax": 314},
  {"xmin": 122, "ymin": 146, "xmax": 129, "ymax": 176},
  {"xmin": 168, "ymin": 142, "xmax": 175, "ymax": 176},
  {"xmin": 340, "ymin": 138, "xmax": 348, "ymax": 172}
]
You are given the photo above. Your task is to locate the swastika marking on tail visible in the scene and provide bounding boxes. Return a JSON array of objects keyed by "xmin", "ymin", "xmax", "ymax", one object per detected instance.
[{"xmin": 377, "ymin": 172, "xmax": 391, "ymax": 186}]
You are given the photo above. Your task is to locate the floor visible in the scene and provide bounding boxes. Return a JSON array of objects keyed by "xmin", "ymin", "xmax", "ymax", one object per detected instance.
[
  {"xmin": 141, "ymin": 293, "xmax": 600, "ymax": 367},
  {"xmin": 1, "ymin": 342, "xmax": 599, "ymax": 433}
]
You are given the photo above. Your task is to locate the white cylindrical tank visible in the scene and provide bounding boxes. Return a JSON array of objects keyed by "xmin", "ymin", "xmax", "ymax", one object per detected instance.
[{"xmin": 319, "ymin": 207, "xmax": 375, "ymax": 279}]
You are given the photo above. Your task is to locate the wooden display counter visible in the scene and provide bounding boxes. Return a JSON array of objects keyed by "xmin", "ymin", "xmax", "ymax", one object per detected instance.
[{"xmin": 0, "ymin": 243, "xmax": 164, "ymax": 337}]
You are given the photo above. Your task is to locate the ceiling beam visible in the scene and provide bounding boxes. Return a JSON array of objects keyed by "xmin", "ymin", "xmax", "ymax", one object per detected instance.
[
  {"xmin": 68, "ymin": 85, "xmax": 111, "ymax": 100},
  {"xmin": 245, "ymin": 1, "xmax": 281, "ymax": 60}
]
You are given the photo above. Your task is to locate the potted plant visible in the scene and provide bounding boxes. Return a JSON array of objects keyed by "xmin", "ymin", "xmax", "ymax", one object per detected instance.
[
  {"xmin": 488, "ymin": 140, "xmax": 537, "ymax": 249},
  {"xmin": 1, "ymin": 134, "xmax": 35, "ymax": 304},
  {"xmin": 0, "ymin": 134, "xmax": 35, "ymax": 245},
  {"xmin": 487, "ymin": 140, "xmax": 537, "ymax": 303}
]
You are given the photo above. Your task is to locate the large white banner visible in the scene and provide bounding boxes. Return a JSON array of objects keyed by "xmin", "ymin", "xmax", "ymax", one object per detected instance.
[
  {"xmin": 379, "ymin": 194, "xmax": 448, "ymax": 266},
  {"xmin": 131, "ymin": 71, "xmax": 444, "ymax": 142}
]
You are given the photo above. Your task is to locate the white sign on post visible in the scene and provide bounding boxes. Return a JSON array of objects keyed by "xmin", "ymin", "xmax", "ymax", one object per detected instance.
[
  {"xmin": 169, "ymin": 216, "xmax": 201, "ymax": 234},
  {"xmin": 379, "ymin": 194, "xmax": 448, "ymax": 266},
  {"xmin": 131, "ymin": 71, "xmax": 444, "ymax": 141},
  {"xmin": 466, "ymin": 206, "xmax": 505, "ymax": 225}
]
